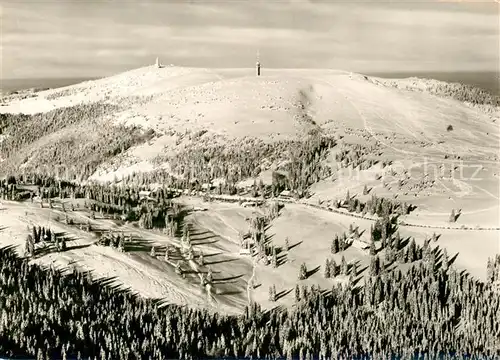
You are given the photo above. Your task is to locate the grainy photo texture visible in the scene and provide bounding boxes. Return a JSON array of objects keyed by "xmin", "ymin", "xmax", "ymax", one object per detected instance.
[{"xmin": 0, "ymin": 1, "xmax": 499, "ymax": 359}]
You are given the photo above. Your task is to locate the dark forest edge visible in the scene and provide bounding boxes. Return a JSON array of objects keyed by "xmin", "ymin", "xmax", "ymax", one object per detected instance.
[
  {"xmin": 1, "ymin": 242, "xmax": 500, "ymax": 359},
  {"xmin": 0, "ymin": 103, "xmax": 155, "ymax": 179},
  {"xmin": 0, "ymin": 102, "xmax": 384, "ymax": 194}
]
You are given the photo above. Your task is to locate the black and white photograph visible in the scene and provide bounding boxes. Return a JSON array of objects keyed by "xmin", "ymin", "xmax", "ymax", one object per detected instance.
[{"xmin": 0, "ymin": 0, "xmax": 499, "ymax": 359}]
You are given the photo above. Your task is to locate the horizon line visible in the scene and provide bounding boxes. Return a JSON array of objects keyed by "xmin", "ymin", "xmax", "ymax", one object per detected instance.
[{"xmin": 2, "ymin": 68, "xmax": 498, "ymax": 82}]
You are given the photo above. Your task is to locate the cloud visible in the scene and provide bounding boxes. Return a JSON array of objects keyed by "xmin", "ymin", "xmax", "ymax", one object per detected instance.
[{"xmin": 1, "ymin": 1, "xmax": 498, "ymax": 78}]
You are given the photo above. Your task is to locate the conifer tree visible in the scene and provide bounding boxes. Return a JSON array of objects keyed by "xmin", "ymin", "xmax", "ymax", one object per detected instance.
[
  {"xmin": 32, "ymin": 226, "xmax": 38, "ymax": 243},
  {"xmin": 369, "ymin": 236, "xmax": 376, "ymax": 256},
  {"xmin": 55, "ymin": 236, "xmax": 61, "ymax": 252},
  {"xmin": 269, "ymin": 284, "xmax": 276, "ymax": 302},
  {"xmin": 185, "ymin": 227, "xmax": 191, "ymax": 246},
  {"xmin": 298, "ymin": 263, "xmax": 307, "ymax": 280},
  {"xmin": 393, "ymin": 231, "xmax": 401, "ymax": 250},
  {"xmin": 385, "ymin": 246, "xmax": 395, "ymax": 264},
  {"xmin": 118, "ymin": 237, "xmax": 124, "ymax": 252},
  {"xmin": 339, "ymin": 234, "xmax": 347, "ymax": 251},
  {"xmin": 294, "ymin": 284, "xmax": 300, "ymax": 302},
  {"xmin": 25, "ymin": 234, "xmax": 35, "ymax": 257},
  {"xmin": 331, "ymin": 235, "xmax": 340, "ymax": 254},
  {"xmin": 351, "ymin": 262, "xmax": 358, "ymax": 277},
  {"xmin": 408, "ymin": 239, "xmax": 417, "ymax": 262},
  {"xmin": 381, "ymin": 222, "xmax": 387, "ymax": 245},
  {"xmin": 402, "ymin": 202, "xmax": 408, "ymax": 215},
  {"xmin": 330, "ymin": 259, "xmax": 338, "ymax": 277},
  {"xmin": 422, "ymin": 239, "xmax": 431, "ymax": 263},
  {"xmin": 259, "ymin": 179, "xmax": 265, "ymax": 197},
  {"xmin": 353, "ymin": 226, "xmax": 360, "ymax": 240},
  {"xmin": 340, "ymin": 256, "xmax": 348, "ymax": 276},
  {"xmin": 486, "ymin": 257, "xmax": 495, "ymax": 284},
  {"xmin": 369, "ymin": 256, "xmax": 381, "ymax": 277},
  {"xmin": 207, "ymin": 267, "xmax": 213, "ymax": 282},
  {"xmin": 324, "ymin": 259, "xmax": 331, "ymax": 278},
  {"xmin": 442, "ymin": 248, "xmax": 449, "ymax": 272},
  {"xmin": 449, "ymin": 209, "xmax": 456, "ymax": 223},
  {"xmin": 397, "ymin": 249, "xmax": 405, "ymax": 263},
  {"xmin": 36, "ymin": 348, "xmax": 44, "ymax": 360},
  {"xmin": 427, "ymin": 251, "xmax": 436, "ymax": 272}
]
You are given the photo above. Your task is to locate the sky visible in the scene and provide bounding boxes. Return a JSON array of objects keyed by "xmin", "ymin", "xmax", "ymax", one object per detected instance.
[{"xmin": 1, "ymin": 0, "xmax": 498, "ymax": 79}]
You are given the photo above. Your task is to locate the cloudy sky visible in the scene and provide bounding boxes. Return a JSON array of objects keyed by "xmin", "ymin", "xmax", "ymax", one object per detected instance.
[{"xmin": 1, "ymin": 0, "xmax": 498, "ymax": 79}]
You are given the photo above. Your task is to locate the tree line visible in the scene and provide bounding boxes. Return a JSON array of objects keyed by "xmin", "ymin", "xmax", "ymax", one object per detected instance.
[
  {"xmin": 0, "ymin": 104, "xmax": 155, "ymax": 179},
  {"xmin": 1, "ymin": 239, "xmax": 499, "ymax": 359},
  {"xmin": 0, "ymin": 126, "xmax": 379, "ymax": 200}
]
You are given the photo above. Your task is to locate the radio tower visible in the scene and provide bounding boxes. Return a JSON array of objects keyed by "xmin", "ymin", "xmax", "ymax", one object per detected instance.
[{"xmin": 256, "ymin": 50, "xmax": 261, "ymax": 76}]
